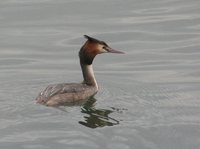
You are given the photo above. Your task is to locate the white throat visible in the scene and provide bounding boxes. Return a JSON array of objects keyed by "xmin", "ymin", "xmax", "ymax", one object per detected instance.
[{"xmin": 81, "ymin": 64, "xmax": 98, "ymax": 89}]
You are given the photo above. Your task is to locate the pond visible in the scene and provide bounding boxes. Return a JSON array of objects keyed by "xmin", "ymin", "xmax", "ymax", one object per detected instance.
[{"xmin": 0, "ymin": 0, "xmax": 200, "ymax": 149}]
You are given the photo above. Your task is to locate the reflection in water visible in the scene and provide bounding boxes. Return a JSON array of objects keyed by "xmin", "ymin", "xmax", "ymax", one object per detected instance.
[
  {"xmin": 55, "ymin": 97, "xmax": 120, "ymax": 128},
  {"xmin": 79, "ymin": 98, "xmax": 120, "ymax": 128}
]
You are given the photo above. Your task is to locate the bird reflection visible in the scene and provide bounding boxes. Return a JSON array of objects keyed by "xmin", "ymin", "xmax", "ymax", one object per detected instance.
[
  {"xmin": 79, "ymin": 97, "xmax": 119, "ymax": 128},
  {"xmin": 55, "ymin": 97, "xmax": 120, "ymax": 128}
]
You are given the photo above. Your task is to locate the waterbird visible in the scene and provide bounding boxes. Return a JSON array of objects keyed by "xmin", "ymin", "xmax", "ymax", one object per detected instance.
[{"xmin": 36, "ymin": 35, "xmax": 124, "ymax": 106}]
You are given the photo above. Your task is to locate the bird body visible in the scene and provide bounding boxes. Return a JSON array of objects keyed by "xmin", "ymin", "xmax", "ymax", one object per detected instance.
[{"xmin": 36, "ymin": 35, "xmax": 124, "ymax": 106}]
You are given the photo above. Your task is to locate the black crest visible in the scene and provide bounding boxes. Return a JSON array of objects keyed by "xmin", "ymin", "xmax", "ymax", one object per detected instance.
[
  {"xmin": 84, "ymin": 35, "xmax": 100, "ymax": 43},
  {"xmin": 84, "ymin": 35, "xmax": 108, "ymax": 46}
]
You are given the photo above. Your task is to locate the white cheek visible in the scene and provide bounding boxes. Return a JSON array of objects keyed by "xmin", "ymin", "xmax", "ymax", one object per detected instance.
[
  {"xmin": 99, "ymin": 48, "xmax": 108, "ymax": 53},
  {"xmin": 97, "ymin": 44, "xmax": 108, "ymax": 54}
]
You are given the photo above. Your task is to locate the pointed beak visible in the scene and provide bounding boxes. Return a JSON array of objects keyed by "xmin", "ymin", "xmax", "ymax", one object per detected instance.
[{"xmin": 106, "ymin": 46, "xmax": 125, "ymax": 54}]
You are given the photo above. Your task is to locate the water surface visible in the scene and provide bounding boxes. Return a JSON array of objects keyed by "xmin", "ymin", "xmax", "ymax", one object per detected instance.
[{"xmin": 1, "ymin": 0, "xmax": 200, "ymax": 149}]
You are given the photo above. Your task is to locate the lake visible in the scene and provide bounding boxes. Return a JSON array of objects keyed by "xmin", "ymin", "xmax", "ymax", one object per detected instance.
[{"xmin": 0, "ymin": 0, "xmax": 200, "ymax": 149}]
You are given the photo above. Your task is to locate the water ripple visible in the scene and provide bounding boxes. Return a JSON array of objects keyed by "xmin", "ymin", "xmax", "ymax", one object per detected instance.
[{"xmin": 1, "ymin": 0, "xmax": 200, "ymax": 148}]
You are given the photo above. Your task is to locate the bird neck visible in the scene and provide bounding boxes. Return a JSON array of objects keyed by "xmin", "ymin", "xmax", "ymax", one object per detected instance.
[{"xmin": 80, "ymin": 63, "xmax": 98, "ymax": 88}]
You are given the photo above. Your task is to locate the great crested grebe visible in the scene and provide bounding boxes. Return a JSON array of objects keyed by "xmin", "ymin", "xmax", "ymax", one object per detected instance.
[{"xmin": 36, "ymin": 35, "xmax": 124, "ymax": 106}]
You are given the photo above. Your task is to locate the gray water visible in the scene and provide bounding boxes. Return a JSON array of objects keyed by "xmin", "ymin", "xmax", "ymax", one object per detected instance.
[{"xmin": 1, "ymin": 0, "xmax": 200, "ymax": 148}]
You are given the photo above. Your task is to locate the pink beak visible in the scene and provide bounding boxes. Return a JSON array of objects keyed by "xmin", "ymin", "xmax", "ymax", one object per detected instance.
[{"xmin": 106, "ymin": 46, "xmax": 125, "ymax": 54}]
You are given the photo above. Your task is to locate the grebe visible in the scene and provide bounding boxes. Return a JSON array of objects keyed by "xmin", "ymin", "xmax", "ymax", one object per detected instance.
[{"xmin": 36, "ymin": 35, "xmax": 124, "ymax": 106}]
